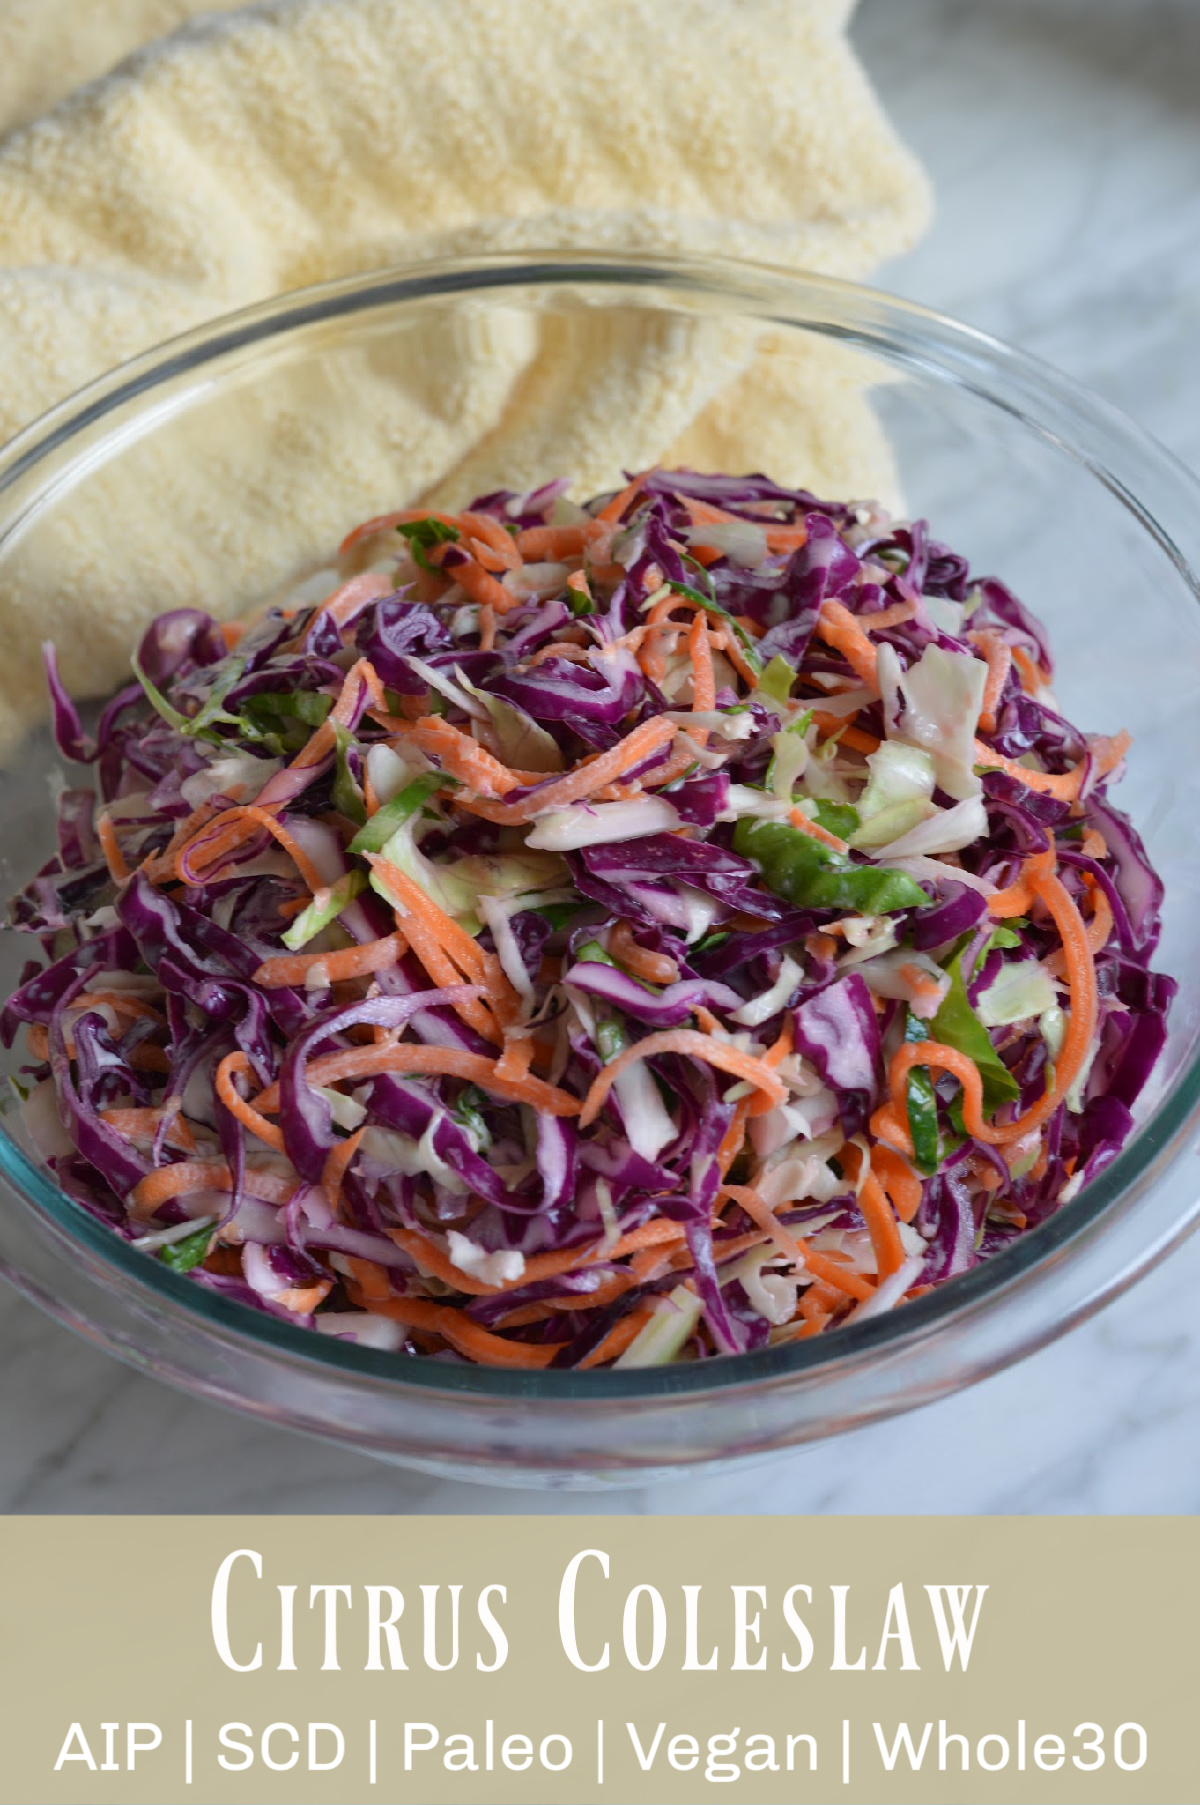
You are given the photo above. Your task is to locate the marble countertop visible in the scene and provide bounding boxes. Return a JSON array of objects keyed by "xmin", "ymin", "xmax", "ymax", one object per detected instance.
[{"xmin": 4, "ymin": 0, "xmax": 1200, "ymax": 1514}]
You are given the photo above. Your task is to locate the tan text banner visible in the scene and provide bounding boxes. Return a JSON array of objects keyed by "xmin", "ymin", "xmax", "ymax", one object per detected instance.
[{"xmin": 0, "ymin": 1516, "xmax": 1190, "ymax": 1804}]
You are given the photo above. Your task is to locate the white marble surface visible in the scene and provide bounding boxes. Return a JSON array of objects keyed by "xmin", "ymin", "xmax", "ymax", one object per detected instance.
[{"xmin": 4, "ymin": 0, "xmax": 1200, "ymax": 1513}]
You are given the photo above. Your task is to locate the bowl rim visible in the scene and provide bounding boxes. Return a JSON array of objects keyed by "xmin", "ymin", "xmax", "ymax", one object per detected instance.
[{"xmin": 2, "ymin": 245, "xmax": 1199, "ymax": 1404}]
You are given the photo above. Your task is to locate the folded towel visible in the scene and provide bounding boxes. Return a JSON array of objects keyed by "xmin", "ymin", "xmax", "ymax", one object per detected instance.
[{"xmin": 0, "ymin": 0, "xmax": 930, "ymax": 747}]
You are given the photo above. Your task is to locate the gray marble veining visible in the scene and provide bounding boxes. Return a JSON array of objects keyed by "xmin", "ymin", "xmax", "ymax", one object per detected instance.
[{"xmin": 3, "ymin": 0, "xmax": 1199, "ymax": 1514}]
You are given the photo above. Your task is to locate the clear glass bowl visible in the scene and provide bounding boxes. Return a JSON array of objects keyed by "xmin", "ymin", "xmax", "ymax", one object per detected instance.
[{"xmin": 1, "ymin": 252, "xmax": 1198, "ymax": 1489}]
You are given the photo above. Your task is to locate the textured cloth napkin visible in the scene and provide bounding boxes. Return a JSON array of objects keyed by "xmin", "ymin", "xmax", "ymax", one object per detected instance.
[{"xmin": 0, "ymin": 0, "xmax": 930, "ymax": 745}]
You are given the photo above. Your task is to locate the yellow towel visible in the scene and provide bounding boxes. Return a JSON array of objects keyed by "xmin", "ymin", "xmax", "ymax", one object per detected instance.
[{"xmin": 0, "ymin": 0, "xmax": 930, "ymax": 745}]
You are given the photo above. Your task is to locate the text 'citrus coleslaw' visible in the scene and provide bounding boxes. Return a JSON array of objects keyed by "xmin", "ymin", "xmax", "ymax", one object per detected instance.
[{"xmin": 3, "ymin": 469, "xmax": 1173, "ymax": 1368}]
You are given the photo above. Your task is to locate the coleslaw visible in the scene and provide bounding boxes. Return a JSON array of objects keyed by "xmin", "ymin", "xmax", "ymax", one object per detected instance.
[{"xmin": 2, "ymin": 468, "xmax": 1174, "ymax": 1368}]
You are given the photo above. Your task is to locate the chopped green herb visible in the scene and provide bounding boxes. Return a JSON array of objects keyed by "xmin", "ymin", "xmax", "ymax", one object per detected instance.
[
  {"xmin": 349, "ymin": 774, "xmax": 451, "ymax": 857},
  {"xmin": 597, "ymin": 1018, "xmax": 627, "ymax": 1062},
  {"xmin": 734, "ymin": 817, "xmax": 927, "ymax": 915},
  {"xmin": 158, "ymin": 1226, "xmax": 213, "ymax": 1275},
  {"xmin": 332, "ymin": 724, "xmax": 367, "ymax": 827},
  {"xmin": 974, "ymin": 923, "xmax": 1022, "ymax": 970},
  {"xmin": 281, "ymin": 869, "xmax": 367, "ymax": 952},
  {"xmin": 903, "ymin": 1011, "xmax": 940, "ymax": 1176},
  {"xmin": 575, "ymin": 940, "xmax": 616, "ymax": 966},
  {"xmin": 531, "ymin": 901, "xmax": 581, "ymax": 932},
  {"xmin": 929, "ymin": 948, "xmax": 1020, "ymax": 1112},
  {"xmin": 757, "ymin": 655, "xmax": 797, "ymax": 707},
  {"xmin": 130, "ymin": 652, "xmax": 192, "ymax": 734},
  {"xmin": 130, "ymin": 652, "xmax": 255, "ymax": 747},
  {"xmin": 453, "ymin": 1083, "xmax": 492, "ymax": 1151},
  {"xmin": 238, "ymin": 688, "xmax": 333, "ymax": 757},
  {"xmin": 396, "ymin": 517, "xmax": 460, "ymax": 572},
  {"xmin": 811, "ymin": 800, "xmax": 861, "ymax": 839}
]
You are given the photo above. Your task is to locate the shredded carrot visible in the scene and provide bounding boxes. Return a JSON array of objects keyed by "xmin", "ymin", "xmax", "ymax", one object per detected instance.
[
  {"xmin": 986, "ymin": 846, "xmax": 1054, "ymax": 919},
  {"xmin": 1011, "ymin": 645, "xmax": 1046, "ymax": 694},
  {"xmin": 330, "ymin": 657, "xmax": 388, "ymax": 727},
  {"xmin": 639, "ymin": 745, "xmax": 703, "ymax": 792},
  {"xmin": 215, "ymin": 1051, "xmax": 286, "ymax": 1152},
  {"xmin": 32, "ymin": 1010, "xmax": 165, "ymax": 1068},
  {"xmin": 459, "ymin": 511, "xmax": 523, "ymax": 570},
  {"xmin": 683, "ymin": 498, "xmax": 810, "ymax": 557},
  {"xmin": 787, "ymin": 805, "xmax": 848, "ymax": 855},
  {"xmin": 1046, "ymin": 878, "xmax": 1112, "ymax": 972},
  {"xmin": 130, "ymin": 1159, "xmax": 296, "ymax": 1215},
  {"xmin": 645, "ymin": 592, "xmax": 690, "ymax": 629},
  {"xmin": 464, "ymin": 537, "xmax": 511, "ymax": 574},
  {"xmin": 494, "ymin": 1035, "xmax": 535, "ymax": 1083},
  {"xmin": 516, "ymin": 523, "xmax": 595, "ymax": 560},
  {"xmin": 717, "ymin": 1097, "xmax": 750, "ymax": 1177},
  {"xmin": 321, "ymin": 1128, "xmax": 365, "ymax": 1212},
  {"xmin": 477, "ymin": 602, "xmax": 496, "ymax": 652},
  {"xmin": 101, "ymin": 1107, "xmax": 196, "ymax": 1153},
  {"xmin": 858, "ymin": 1170, "xmax": 907, "ymax": 1280},
  {"xmin": 253, "ymin": 933, "xmax": 406, "ymax": 989},
  {"xmin": 253, "ymin": 1043, "xmax": 581, "ymax": 1118},
  {"xmin": 342, "ymin": 1254, "xmax": 393, "ymax": 1304},
  {"xmin": 459, "ymin": 715, "xmax": 678, "ymax": 825},
  {"xmin": 762, "ymin": 1015, "xmax": 795, "ymax": 1069},
  {"xmin": 597, "ymin": 473, "xmax": 648, "ymax": 525},
  {"xmin": 629, "ymin": 1245, "xmax": 674, "ymax": 1284},
  {"xmin": 411, "ymin": 716, "xmax": 533, "ymax": 798},
  {"xmin": 307, "ymin": 572, "xmax": 393, "ymax": 634},
  {"xmin": 610, "ymin": 922, "xmax": 679, "ymax": 985},
  {"xmin": 706, "ymin": 627, "xmax": 761, "ymax": 691},
  {"xmin": 811, "ymin": 714, "xmax": 882, "ymax": 755},
  {"xmin": 610, "ymin": 1220, "xmax": 692, "ymax": 1260},
  {"xmin": 967, "ymin": 630, "xmax": 1012, "ymax": 735},
  {"xmin": 344, "ymin": 1280, "xmax": 559, "ymax": 1368},
  {"xmin": 973, "ymin": 730, "xmax": 1131, "ymax": 801},
  {"xmin": 814, "ymin": 599, "xmax": 880, "ymax": 692},
  {"xmin": 428, "ymin": 541, "xmax": 517, "ymax": 615},
  {"xmin": 872, "ymin": 1144, "xmax": 923, "ymax": 1224},
  {"xmin": 526, "ymin": 639, "xmax": 593, "ymax": 668},
  {"xmin": 972, "ymin": 1156, "xmax": 1004, "ymax": 1193},
  {"xmin": 578, "ymin": 1306, "xmax": 658, "ymax": 1368},
  {"xmin": 219, "ymin": 620, "xmax": 245, "ymax": 650},
  {"xmin": 861, "ymin": 600, "xmax": 918, "ymax": 631},
  {"xmin": 73, "ymin": 991, "xmax": 165, "ymax": 1025},
  {"xmin": 721, "ymin": 1185, "xmax": 875, "ymax": 1301},
  {"xmin": 579, "ymin": 1029, "xmax": 786, "ymax": 1130},
  {"xmin": 369, "ymin": 861, "xmax": 488, "ymax": 984},
  {"xmin": 878, "ymin": 867, "xmax": 1097, "ymax": 1150},
  {"xmin": 988, "ymin": 878, "xmax": 1033, "ymax": 919},
  {"xmin": 96, "ymin": 812, "xmax": 130, "ymax": 884},
  {"xmin": 176, "ymin": 805, "xmax": 329, "ymax": 892},
  {"xmin": 384, "ymin": 919, "xmax": 495, "ymax": 1039},
  {"xmin": 365, "ymin": 867, "xmax": 498, "ymax": 1041},
  {"xmin": 494, "ymin": 1273, "xmax": 637, "ymax": 1327},
  {"xmin": 796, "ymin": 1294, "xmax": 832, "ymax": 1336},
  {"xmin": 393, "ymin": 1226, "xmax": 592, "ymax": 1298}
]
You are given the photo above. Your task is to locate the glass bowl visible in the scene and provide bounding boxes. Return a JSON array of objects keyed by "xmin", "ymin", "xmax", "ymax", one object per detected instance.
[{"xmin": 1, "ymin": 252, "xmax": 1198, "ymax": 1490}]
